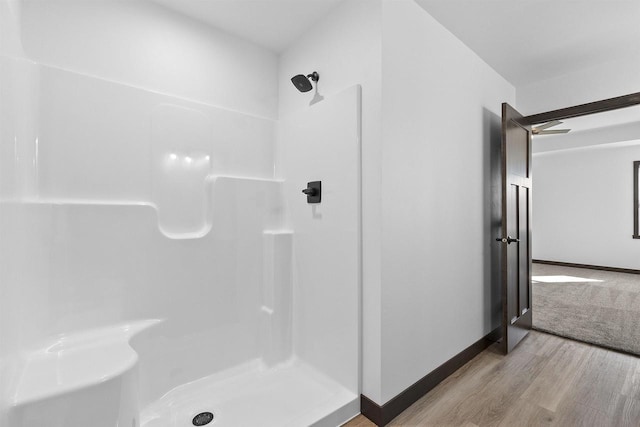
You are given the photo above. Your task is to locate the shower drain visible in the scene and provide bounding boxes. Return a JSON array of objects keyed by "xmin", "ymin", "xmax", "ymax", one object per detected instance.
[{"xmin": 192, "ymin": 411, "xmax": 214, "ymax": 426}]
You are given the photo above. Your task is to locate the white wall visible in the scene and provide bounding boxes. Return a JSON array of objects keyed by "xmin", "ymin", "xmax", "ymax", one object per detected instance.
[
  {"xmin": 379, "ymin": 0, "xmax": 515, "ymax": 403},
  {"xmin": 278, "ymin": 0, "xmax": 383, "ymax": 403},
  {"xmin": 517, "ymin": 54, "xmax": 640, "ymax": 116},
  {"xmin": 0, "ymin": 0, "xmax": 23, "ymax": 57},
  {"xmin": 20, "ymin": 0, "xmax": 278, "ymax": 119},
  {"xmin": 533, "ymin": 141, "xmax": 640, "ymax": 270}
]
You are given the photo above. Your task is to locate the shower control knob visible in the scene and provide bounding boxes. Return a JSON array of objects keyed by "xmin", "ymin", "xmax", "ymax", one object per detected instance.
[{"xmin": 302, "ymin": 181, "xmax": 321, "ymax": 204}]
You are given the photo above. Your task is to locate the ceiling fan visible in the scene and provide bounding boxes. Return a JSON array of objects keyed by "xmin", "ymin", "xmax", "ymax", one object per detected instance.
[{"xmin": 531, "ymin": 120, "xmax": 571, "ymax": 136}]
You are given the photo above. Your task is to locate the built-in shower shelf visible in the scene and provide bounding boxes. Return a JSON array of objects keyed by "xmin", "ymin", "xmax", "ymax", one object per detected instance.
[
  {"xmin": 1, "ymin": 173, "xmax": 286, "ymax": 240},
  {"xmin": 0, "ymin": 199, "xmax": 153, "ymax": 206},
  {"xmin": 12, "ymin": 319, "xmax": 162, "ymax": 407}
]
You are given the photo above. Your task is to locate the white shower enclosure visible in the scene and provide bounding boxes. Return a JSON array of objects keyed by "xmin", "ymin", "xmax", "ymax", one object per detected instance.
[{"xmin": 0, "ymin": 1, "xmax": 361, "ymax": 426}]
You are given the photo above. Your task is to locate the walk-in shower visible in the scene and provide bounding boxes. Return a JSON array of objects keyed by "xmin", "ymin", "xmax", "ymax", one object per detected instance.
[{"xmin": 0, "ymin": 1, "xmax": 361, "ymax": 426}]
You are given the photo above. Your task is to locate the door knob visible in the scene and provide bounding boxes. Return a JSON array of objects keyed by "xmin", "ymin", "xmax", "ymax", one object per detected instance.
[{"xmin": 496, "ymin": 236, "xmax": 520, "ymax": 244}]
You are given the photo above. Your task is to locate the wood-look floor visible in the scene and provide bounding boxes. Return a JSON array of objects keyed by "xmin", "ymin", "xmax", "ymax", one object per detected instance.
[{"xmin": 344, "ymin": 331, "xmax": 640, "ymax": 426}]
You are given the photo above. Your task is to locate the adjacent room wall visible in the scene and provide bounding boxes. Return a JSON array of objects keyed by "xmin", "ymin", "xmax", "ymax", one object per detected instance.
[
  {"xmin": 517, "ymin": 37, "xmax": 640, "ymax": 270},
  {"xmin": 533, "ymin": 141, "xmax": 640, "ymax": 270},
  {"xmin": 379, "ymin": 0, "xmax": 515, "ymax": 403}
]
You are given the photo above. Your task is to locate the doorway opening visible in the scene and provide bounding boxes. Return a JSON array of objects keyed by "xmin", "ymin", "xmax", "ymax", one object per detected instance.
[{"xmin": 515, "ymin": 92, "xmax": 640, "ymax": 355}]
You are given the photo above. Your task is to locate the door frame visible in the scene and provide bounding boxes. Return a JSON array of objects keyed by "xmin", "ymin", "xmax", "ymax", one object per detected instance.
[
  {"xmin": 523, "ymin": 92, "xmax": 640, "ymax": 125},
  {"xmin": 498, "ymin": 91, "xmax": 640, "ymax": 353}
]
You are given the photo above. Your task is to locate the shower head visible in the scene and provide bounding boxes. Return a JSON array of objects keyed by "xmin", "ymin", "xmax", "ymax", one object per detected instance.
[{"xmin": 291, "ymin": 71, "xmax": 319, "ymax": 93}]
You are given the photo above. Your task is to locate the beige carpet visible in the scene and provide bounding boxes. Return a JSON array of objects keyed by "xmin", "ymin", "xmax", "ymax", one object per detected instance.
[{"xmin": 532, "ymin": 263, "xmax": 640, "ymax": 356}]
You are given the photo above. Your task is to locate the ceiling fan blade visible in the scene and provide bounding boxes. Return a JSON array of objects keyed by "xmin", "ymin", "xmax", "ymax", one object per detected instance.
[
  {"xmin": 534, "ymin": 129, "xmax": 571, "ymax": 135},
  {"xmin": 532, "ymin": 120, "xmax": 563, "ymax": 132}
]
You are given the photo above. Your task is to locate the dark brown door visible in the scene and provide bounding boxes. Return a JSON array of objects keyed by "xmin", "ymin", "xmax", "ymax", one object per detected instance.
[{"xmin": 499, "ymin": 103, "xmax": 533, "ymax": 353}]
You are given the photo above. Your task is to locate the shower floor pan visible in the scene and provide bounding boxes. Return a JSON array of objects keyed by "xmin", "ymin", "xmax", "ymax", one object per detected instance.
[
  {"xmin": 140, "ymin": 358, "xmax": 358, "ymax": 427},
  {"xmin": 7, "ymin": 322, "xmax": 357, "ymax": 427}
]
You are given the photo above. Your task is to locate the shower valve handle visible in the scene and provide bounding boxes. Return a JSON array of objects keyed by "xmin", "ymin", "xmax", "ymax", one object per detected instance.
[{"xmin": 302, "ymin": 181, "xmax": 321, "ymax": 204}]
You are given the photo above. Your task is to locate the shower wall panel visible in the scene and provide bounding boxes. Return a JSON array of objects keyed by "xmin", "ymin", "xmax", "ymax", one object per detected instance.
[
  {"xmin": 278, "ymin": 85, "xmax": 362, "ymax": 396},
  {"xmin": 33, "ymin": 65, "xmax": 275, "ymax": 203},
  {"xmin": 0, "ymin": 181, "xmax": 288, "ymax": 419},
  {"xmin": 0, "ymin": 56, "xmax": 40, "ymax": 200},
  {"xmin": 0, "ymin": 60, "xmax": 283, "ymax": 422},
  {"xmin": 0, "ymin": 0, "xmax": 23, "ymax": 57}
]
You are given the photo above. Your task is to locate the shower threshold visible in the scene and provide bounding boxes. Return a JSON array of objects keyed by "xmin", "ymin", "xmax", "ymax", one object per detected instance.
[{"xmin": 140, "ymin": 358, "xmax": 358, "ymax": 427}]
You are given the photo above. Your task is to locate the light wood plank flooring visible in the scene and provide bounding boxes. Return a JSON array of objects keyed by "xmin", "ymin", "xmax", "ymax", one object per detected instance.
[{"xmin": 344, "ymin": 331, "xmax": 640, "ymax": 426}]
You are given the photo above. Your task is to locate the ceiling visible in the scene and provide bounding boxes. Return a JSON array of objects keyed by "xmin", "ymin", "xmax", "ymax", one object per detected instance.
[
  {"xmin": 415, "ymin": 0, "xmax": 640, "ymax": 87},
  {"xmin": 153, "ymin": 0, "xmax": 640, "ymax": 87},
  {"xmin": 530, "ymin": 104, "xmax": 640, "ymax": 153},
  {"xmin": 151, "ymin": 0, "xmax": 639, "ymax": 137},
  {"xmin": 151, "ymin": 0, "xmax": 345, "ymax": 53}
]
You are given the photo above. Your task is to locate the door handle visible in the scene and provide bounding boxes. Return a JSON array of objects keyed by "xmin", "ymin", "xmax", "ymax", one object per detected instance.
[{"xmin": 496, "ymin": 236, "xmax": 520, "ymax": 244}]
